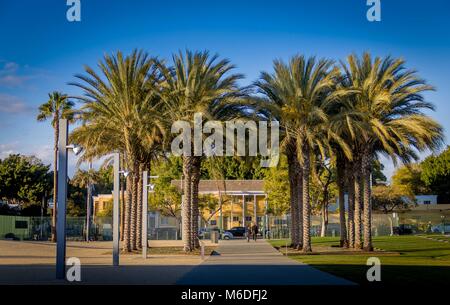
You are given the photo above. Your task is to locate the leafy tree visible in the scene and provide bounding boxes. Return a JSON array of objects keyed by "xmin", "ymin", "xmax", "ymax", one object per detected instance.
[
  {"xmin": 372, "ymin": 185, "xmax": 413, "ymax": 235},
  {"xmin": 392, "ymin": 164, "xmax": 430, "ymax": 196},
  {"xmin": 372, "ymin": 185, "xmax": 412, "ymax": 214},
  {"xmin": 66, "ymin": 183, "xmax": 86, "ymax": 216},
  {"xmin": 152, "ymin": 156, "xmax": 182, "ymax": 219},
  {"xmin": 421, "ymin": 147, "xmax": 450, "ymax": 202},
  {"xmin": 201, "ymin": 156, "xmax": 268, "ymax": 180},
  {"xmin": 310, "ymin": 157, "xmax": 337, "ymax": 237},
  {"xmin": 0, "ymin": 154, "xmax": 52, "ymax": 215},
  {"xmin": 263, "ymin": 157, "xmax": 290, "ymax": 216},
  {"xmin": 372, "ymin": 159, "xmax": 387, "ymax": 185}
]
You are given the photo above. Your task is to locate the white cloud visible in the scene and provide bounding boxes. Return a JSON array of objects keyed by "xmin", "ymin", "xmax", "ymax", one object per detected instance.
[
  {"xmin": 0, "ymin": 61, "xmax": 31, "ymax": 87},
  {"xmin": 0, "ymin": 142, "xmax": 20, "ymax": 159},
  {"xmin": 0, "ymin": 94, "xmax": 31, "ymax": 114}
]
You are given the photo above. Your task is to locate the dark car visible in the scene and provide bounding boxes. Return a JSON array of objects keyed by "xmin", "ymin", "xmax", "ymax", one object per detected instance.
[
  {"xmin": 396, "ymin": 224, "xmax": 417, "ymax": 235},
  {"xmin": 225, "ymin": 226, "xmax": 247, "ymax": 237}
]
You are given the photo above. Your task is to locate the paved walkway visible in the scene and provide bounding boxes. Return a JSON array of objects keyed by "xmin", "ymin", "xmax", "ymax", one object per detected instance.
[
  {"xmin": 0, "ymin": 239, "xmax": 353, "ymax": 285},
  {"xmin": 177, "ymin": 239, "xmax": 354, "ymax": 285},
  {"xmin": 0, "ymin": 240, "xmax": 203, "ymax": 285}
]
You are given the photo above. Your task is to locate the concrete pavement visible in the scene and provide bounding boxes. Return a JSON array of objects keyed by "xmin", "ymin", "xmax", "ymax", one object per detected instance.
[
  {"xmin": 0, "ymin": 239, "xmax": 354, "ymax": 285},
  {"xmin": 177, "ymin": 239, "xmax": 354, "ymax": 285}
]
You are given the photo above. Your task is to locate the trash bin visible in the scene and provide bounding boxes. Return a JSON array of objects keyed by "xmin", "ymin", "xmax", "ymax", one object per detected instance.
[{"xmin": 211, "ymin": 231, "xmax": 219, "ymax": 244}]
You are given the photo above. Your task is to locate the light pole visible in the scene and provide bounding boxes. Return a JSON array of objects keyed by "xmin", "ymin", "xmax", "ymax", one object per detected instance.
[
  {"xmin": 55, "ymin": 119, "xmax": 82, "ymax": 280},
  {"xmin": 142, "ymin": 171, "xmax": 157, "ymax": 259},
  {"xmin": 113, "ymin": 154, "xmax": 129, "ymax": 266},
  {"xmin": 86, "ymin": 162, "xmax": 93, "ymax": 242},
  {"xmin": 441, "ymin": 215, "xmax": 446, "ymax": 235},
  {"xmin": 112, "ymin": 153, "xmax": 120, "ymax": 266}
]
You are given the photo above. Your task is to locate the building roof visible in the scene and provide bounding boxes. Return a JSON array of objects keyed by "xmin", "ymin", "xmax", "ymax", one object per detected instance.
[{"xmin": 171, "ymin": 180, "xmax": 266, "ymax": 195}]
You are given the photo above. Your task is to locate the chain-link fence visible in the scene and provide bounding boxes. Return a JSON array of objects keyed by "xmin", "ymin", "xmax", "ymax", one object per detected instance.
[
  {"xmin": 0, "ymin": 215, "xmax": 113, "ymax": 241},
  {"xmin": 2, "ymin": 208, "xmax": 448, "ymax": 241},
  {"xmin": 264, "ymin": 209, "xmax": 450, "ymax": 239},
  {"xmin": 0, "ymin": 214, "xmax": 180, "ymax": 241}
]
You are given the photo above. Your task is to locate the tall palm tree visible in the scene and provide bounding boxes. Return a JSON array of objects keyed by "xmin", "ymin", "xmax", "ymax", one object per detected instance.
[
  {"xmin": 70, "ymin": 50, "xmax": 165, "ymax": 252},
  {"xmin": 157, "ymin": 50, "xmax": 244, "ymax": 251},
  {"xmin": 340, "ymin": 53, "xmax": 445, "ymax": 251},
  {"xmin": 37, "ymin": 92, "xmax": 74, "ymax": 242},
  {"xmin": 251, "ymin": 94, "xmax": 303, "ymax": 248},
  {"xmin": 71, "ymin": 165, "xmax": 99, "ymax": 241},
  {"xmin": 256, "ymin": 56, "xmax": 349, "ymax": 252}
]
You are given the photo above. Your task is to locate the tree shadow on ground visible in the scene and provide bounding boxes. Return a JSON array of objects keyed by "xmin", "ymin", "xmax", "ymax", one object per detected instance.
[{"xmin": 311, "ymin": 264, "xmax": 450, "ymax": 286}]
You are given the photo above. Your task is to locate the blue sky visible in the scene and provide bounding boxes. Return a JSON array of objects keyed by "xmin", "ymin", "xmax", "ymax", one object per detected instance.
[{"xmin": 0, "ymin": 0, "xmax": 449, "ymax": 178}]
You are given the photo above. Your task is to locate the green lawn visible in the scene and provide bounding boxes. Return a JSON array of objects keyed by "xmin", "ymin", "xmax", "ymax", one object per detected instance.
[{"xmin": 269, "ymin": 236, "xmax": 450, "ymax": 285}]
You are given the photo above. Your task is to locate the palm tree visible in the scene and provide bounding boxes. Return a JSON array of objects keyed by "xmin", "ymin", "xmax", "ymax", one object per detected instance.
[
  {"xmin": 250, "ymin": 92, "xmax": 302, "ymax": 249},
  {"xmin": 37, "ymin": 92, "xmax": 74, "ymax": 242},
  {"xmin": 339, "ymin": 53, "xmax": 445, "ymax": 251},
  {"xmin": 71, "ymin": 165, "xmax": 99, "ymax": 240},
  {"xmin": 70, "ymin": 50, "xmax": 165, "ymax": 252},
  {"xmin": 157, "ymin": 50, "xmax": 244, "ymax": 251},
  {"xmin": 255, "ymin": 56, "xmax": 349, "ymax": 252}
]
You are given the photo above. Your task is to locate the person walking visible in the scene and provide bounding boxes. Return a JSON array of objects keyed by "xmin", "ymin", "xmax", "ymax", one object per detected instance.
[
  {"xmin": 246, "ymin": 224, "xmax": 252, "ymax": 242},
  {"xmin": 251, "ymin": 223, "xmax": 258, "ymax": 242}
]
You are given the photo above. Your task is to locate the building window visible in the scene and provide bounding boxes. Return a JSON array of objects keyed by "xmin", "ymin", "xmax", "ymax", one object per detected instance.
[
  {"xmin": 210, "ymin": 220, "xmax": 217, "ymax": 225},
  {"xmin": 245, "ymin": 216, "xmax": 252, "ymax": 221},
  {"xmin": 15, "ymin": 220, "xmax": 28, "ymax": 229},
  {"xmin": 423, "ymin": 200, "xmax": 431, "ymax": 205},
  {"xmin": 160, "ymin": 217, "xmax": 169, "ymax": 225},
  {"xmin": 232, "ymin": 216, "xmax": 239, "ymax": 222}
]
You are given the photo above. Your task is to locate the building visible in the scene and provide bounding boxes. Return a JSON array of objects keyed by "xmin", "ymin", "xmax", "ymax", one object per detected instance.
[
  {"xmin": 171, "ymin": 180, "xmax": 268, "ymax": 230},
  {"xmin": 91, "ymin": 179, "xmax": 268, "ymax": 232},
  {"xmin": 92, "ymin": 194, "xmax": 113, "ymax": 217},
  {"xmin": 415, "ymin": 195, "xmax": 438, "ymax": 205}
]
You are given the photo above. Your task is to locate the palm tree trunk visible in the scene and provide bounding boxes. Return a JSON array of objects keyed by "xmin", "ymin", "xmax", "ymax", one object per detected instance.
[
  {"xmin": 354, "ymin": 158, "xmax": 363, "ymax": 249},
  {"xmin": 51, "ymin": 113, "xmax": 59, "ymax": 242},
  {"xmin": 296, "ymin": 159, "xmax": 303, "ymax": 250},
  {"xmin": 123, "ymin": 174, "xmax": 132, "ymax": 252},
  {"xmin": 136, "ymin": 163, "xmax": 144, "ymax": 249},
  {"xmin": 362, "ymin": 148, "xmax": 373, "ymax": 251},
  {"xmin": 337, "ymin": 159, "xmax": 348, "ymax": 247},
  {"xmin": 191, "ymin": 157, "xmax": 201, "ymax": 249},
  {"xmin": 302, "ymin": 145, "xmax": 312, "ymax": 253},
  {"xmin": 287, "ymin": 147, "xmax": 299, "ymax": 248},
  {"xmin": 130, "ymin": 161, "xmax": 139, "ymax": 250},
  {"xmin": 346, "ymin": 162, "xmax": 355, "ymax": 248},
  {"xmin": 182, "ymin": 156, "xmax": 193, "ymax": 252}
]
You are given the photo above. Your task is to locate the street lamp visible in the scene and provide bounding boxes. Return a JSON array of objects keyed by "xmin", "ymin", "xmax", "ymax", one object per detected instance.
[
  {"xmin": 66, "ymin": 144, "xmax": 83, "ymax": 156},
  {"xmin": 119, "ymin": 170, "xmax": 130, "ymax": 177},
  {"xmin": 56, "ymin": 119, "xmax": 83, "ymax": 280},
  {"xmin": 441, "ymin": 215, "xmax": 446, "ymax": 235},
  {"xmin": 142, "ymin": 172, "xmax": 158, "ymax": 259}
]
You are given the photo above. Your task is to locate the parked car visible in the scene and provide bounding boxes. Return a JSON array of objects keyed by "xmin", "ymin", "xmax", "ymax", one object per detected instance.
[
  {"xmin": 431, "ymin": 223, "xmax": 450, "ymax": 234},
  {"xmin": 198, "ymin": 227, "xmax": 220, "ymax": 239},
  {"xmin": 222, "ymin": 231, "xmax": 233, "ymax": 240},
  {"xmin": 225, "ymin": 226, "xmax": 246, "ymax": 237},
  {"xmin": 396, "ymin": 224, "xmax": 418, "ymax": 235}
]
